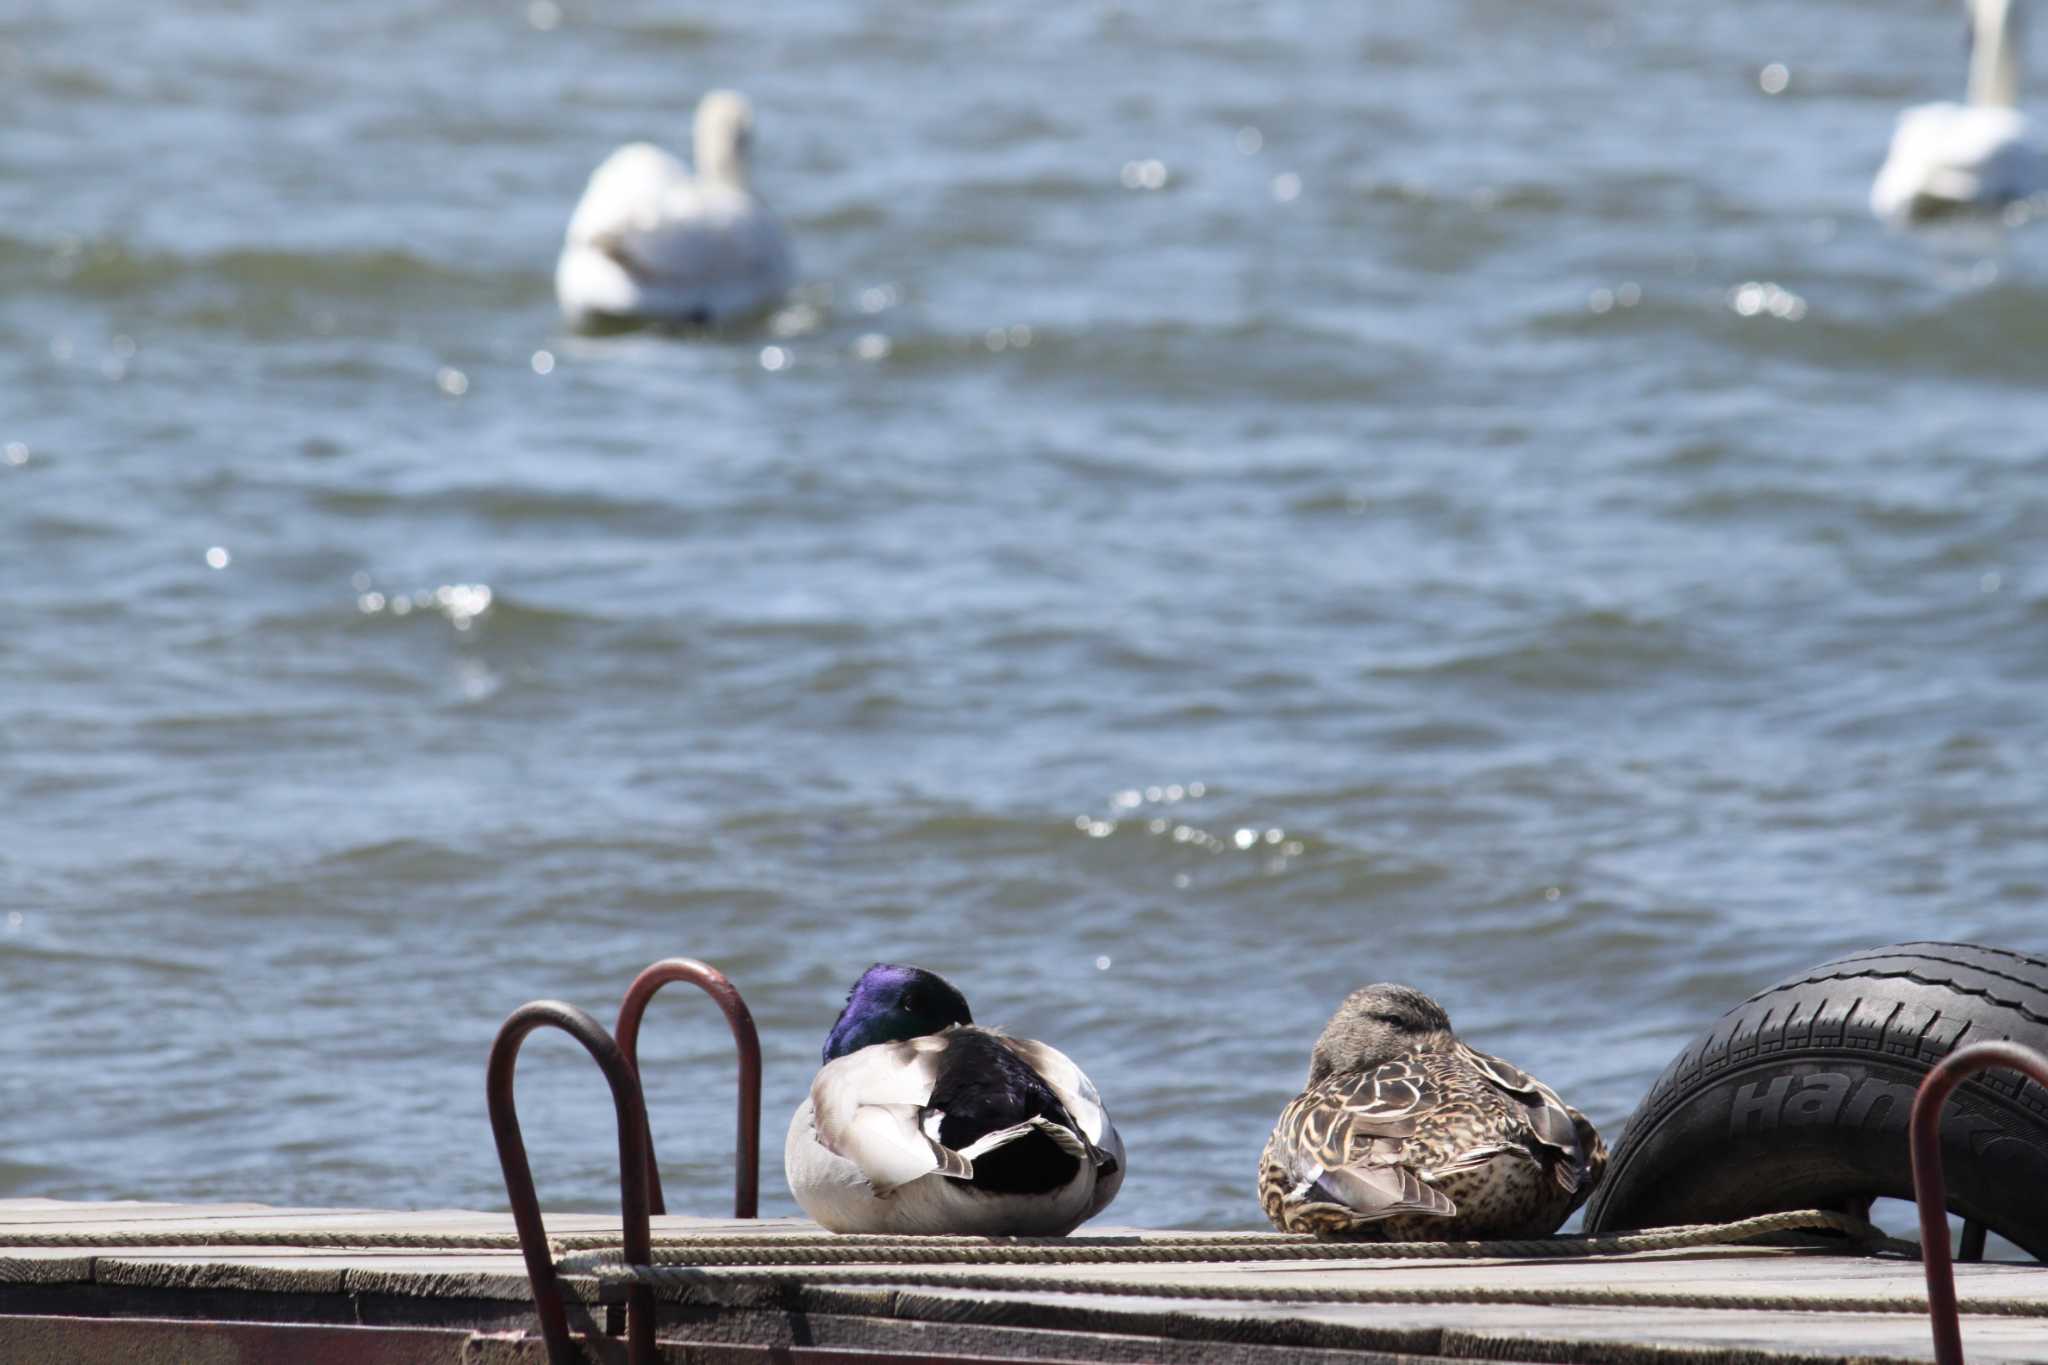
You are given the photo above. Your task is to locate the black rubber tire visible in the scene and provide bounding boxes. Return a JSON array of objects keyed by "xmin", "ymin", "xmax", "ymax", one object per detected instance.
[{"xmin": 1584, "ymin": 941, "xmax": 2048, "ymax": 1260}]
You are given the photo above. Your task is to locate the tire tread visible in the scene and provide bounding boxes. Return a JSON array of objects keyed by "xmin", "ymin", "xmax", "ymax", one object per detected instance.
[{"xmin": 1589, "ymin": 942, "xmax": 2048, "ymax": 1254}]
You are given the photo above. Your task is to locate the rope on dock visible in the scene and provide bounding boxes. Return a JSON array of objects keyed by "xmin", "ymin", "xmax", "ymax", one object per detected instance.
[
  {"xmin": 551, "ymin": 1208, "xmax": 1915, "ymax": 1269},
  {"xmin": 588, "ymin": 1265, "xmax": 2048, "ymax": 1318},
  {"xmin": 1, "ymin": 1207, "xmax": 1913, "ymax": 1262},
  {"xmin": 5, "ymin": 1209, "xmax": 2036, "ymax": 1318}
]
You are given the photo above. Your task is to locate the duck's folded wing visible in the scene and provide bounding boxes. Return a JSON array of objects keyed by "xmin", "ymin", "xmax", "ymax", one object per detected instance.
[
  {"xmin": 1270, "ymin": 1080, "xmax": 1455, "ymax": 1221},
  {"xmin": 1325, "ymin": 1057, "xmax": 1437, "ymax": 1134},
  {"xmin": 1301, "ymin": 1160, "xmax": 1456, "ymax": 1221},
  {"xmin": 810, "ymin": 1035, "xmax": 964, "ymax": 1192},
  {"xmin": 1459, "ymin": 1045, "xmax": 1594, "ymax": 1193},
  {"xmin": 999, "ymin": 1036, "xmax": 1126, "ymax": 1216},
  {"xmin": 1276, "ymin": 1063, "xmax": 1438, "ymax": 1169},
  {"xmin": 838, "ymin": 1103, "xmax": 971, "ymax": 1188},
  {"xmin": 1000, "ymin": 1037, "xmax": 1117, "ymax": 1155}
]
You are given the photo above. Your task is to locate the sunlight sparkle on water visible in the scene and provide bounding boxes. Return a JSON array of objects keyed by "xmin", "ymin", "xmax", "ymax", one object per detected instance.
[
  {"xmin": 530, "ymin": 350, "xmax": 555, "ymax": 375},
  {"xmin": 204, "ymin": 546, "xmax": 230, "ymax": 569},
  {"xmin": 436, "ymin": 367, "xmax": 469, "ymax": 397},
  {"xmin": 1235, "ymin": 126, "xmax": 1263, "ymax": 156},
  {"xmin": 1759, "ymin": 63, "xmax": 1789, "ymax": 95},
  {"xmin": 1271, "ymin": 173, "xmax": 1302, "ymax": 203},
  {"xmin": 356, "ymin": 583, "xmax": 492, "ymax": 629},
  {"xmin": 435, "ymin": 583, "xmax": 493, "ymax": 629},
  {"xmin": 3, "ymin": 442, "xmax": 27, "ymax": 466},
  {"xmin": 1729, "ymin": 281, "xmax": 1806, "ymax": 321},
  {"xmin": 759, "ymin": 346, "xmax": 788, "ymax": 372},
  {"xmin": 1120, "ymin": 159, "xmax": 1169, "ymax": 191}
]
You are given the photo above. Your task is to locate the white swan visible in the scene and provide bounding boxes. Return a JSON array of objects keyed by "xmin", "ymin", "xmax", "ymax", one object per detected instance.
[
  {"xmin": 1873, "ymin": 0, "xmax": 2048, "ymax": 225},
  {"xmin": 555, "ymin": 90, "xmax": 794, "ymax": 329}
]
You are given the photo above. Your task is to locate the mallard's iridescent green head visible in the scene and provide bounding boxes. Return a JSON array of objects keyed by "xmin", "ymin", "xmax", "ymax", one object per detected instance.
[
  {"xmin": 1306, "ymin": 982, "xmax": 1456, "ymax": 1084},
  {"xmin": 822, "ymin": 963, "xmax": 973, "ymax": 1062}
]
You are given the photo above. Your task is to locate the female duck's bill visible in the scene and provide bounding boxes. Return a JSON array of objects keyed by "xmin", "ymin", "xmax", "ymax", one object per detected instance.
[
  {"xmin": 555, "ymin": 89, "xmax": 795, "ymax": 330},
  {"xmin": 1258, "ymin": 982, "xmax": 1606, "ymax": 1240},
  {"xmin": 1872, "ymin": 0, "xmax": 2047, "ymax": 225},
  {"xmin": 784, "ymin": 964, "xmax": 1125, "ymax": 1235}
]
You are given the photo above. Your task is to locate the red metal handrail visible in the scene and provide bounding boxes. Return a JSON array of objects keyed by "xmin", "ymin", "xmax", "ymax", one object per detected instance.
[
  {"xmin": 1910, "ymin": 1038, "xmax": 2048, "ymax": 1365},
  {"xmin": 487, "ymin": 999, "xmax": 656, "ymax": 1365},
  {"xmin": 614, "ymin": 957, "xmax": 763, "ymax": 1217}
]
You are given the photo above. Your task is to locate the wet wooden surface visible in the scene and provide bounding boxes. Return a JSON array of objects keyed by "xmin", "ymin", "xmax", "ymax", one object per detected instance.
[{"xmin": 4, "ymin": 1199, "xmax": 2045, "ymax": 1363}]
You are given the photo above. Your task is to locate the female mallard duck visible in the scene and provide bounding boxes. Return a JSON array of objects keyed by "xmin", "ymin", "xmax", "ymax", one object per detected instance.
[
  {"xmin": 784, "ymin": 964, "xmax": 1125, "ymax": 1235},
  {"xmin": 1258, "ymin": 983, "xmax": 1605, "ymax": 1239},
  {"xmin": 555, "ymin": 89, "xmax": 794, "ymax": 329}
]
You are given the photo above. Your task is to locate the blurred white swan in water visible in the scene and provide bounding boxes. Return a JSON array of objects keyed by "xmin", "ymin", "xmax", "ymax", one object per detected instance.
[
  {"xmin": 556, "ymin": 90, "xmax": 794, "ymax": 329},
  {"xmin": 1872, "ymin": 0, "xmax": 2048, "ymax": 225}
]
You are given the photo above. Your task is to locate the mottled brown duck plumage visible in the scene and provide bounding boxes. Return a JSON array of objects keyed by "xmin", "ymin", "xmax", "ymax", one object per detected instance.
[{"xmin": 1258, "ymin": 983, "xmax": 1606, "ymax": 1239}]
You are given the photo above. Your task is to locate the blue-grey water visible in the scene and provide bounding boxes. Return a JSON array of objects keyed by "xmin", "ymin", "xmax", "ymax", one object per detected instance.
[{"xmin": 5, "ymin": 0, "xmax": 2048, "ymax": 1230}]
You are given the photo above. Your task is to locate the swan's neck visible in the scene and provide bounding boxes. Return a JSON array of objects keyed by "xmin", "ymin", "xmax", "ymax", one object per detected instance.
[
  {"xmin": 1968, "ymin": 0, "xmax": 2022, "ymax": 108},
  {"xmin": 695, "ymin": 129, "xmax": 749, "ymax": 188}
]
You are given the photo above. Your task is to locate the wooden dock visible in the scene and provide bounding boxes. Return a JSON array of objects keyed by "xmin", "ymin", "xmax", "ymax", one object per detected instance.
[{"xmin": 4, "ymin": 1199, "xmax": 2045, "ymax": 1363}]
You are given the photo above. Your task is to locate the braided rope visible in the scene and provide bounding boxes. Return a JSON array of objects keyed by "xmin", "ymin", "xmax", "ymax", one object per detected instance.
[
  {"xmin": 1, "ymin": 1208, "xmax": 1911, "ymax": 1264},
  {"xmin": 555, "ymin": 1209, "xmax": 1912, "ymax": 1271},
  {"xmin": 7, "ymin": 1209, "xmax": 1999, "ymax": 1317},
  {"xmin": 590, "ymin": 1265, "xmax": 2048, "ymax": 1318}
]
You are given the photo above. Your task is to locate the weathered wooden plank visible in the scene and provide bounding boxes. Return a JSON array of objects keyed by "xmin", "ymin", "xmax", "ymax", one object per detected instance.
[
  {"xmin": 0, "ymin": 1315, "xmax": 476, "ymax": 1365},
  {"xmin": 0, "ymin": 1200, "xmax": 2040, "ymax": 1364}
]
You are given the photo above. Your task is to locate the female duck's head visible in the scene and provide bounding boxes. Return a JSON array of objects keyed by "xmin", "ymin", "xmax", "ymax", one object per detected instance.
[
  {"xmin": 1306, "ymin": 983, "xmax": 1457, "ymax": 1085},
  {"xmin": 693, "ymin": 89, "xmax": 758, "ymax": 187},
  {"xmin": 823, "ymin": 963, "xmax": 973, "ymax": 1062}
]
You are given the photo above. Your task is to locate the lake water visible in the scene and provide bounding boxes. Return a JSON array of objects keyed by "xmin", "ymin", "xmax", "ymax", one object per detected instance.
[{"xmin": 5, "ymin": 0, "xmax": 2048, "ymax": 1230}]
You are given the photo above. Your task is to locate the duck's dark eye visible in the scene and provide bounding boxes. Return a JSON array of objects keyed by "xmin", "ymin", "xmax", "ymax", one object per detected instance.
[{"xmin": 1373, "ymin": 1012, "xmax": 1409, "ymax": 1029}]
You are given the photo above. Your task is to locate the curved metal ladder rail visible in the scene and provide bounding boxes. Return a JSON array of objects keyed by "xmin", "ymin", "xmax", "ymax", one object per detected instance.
[
  {"xmin": 1911, "ymin": 1039, "xmax": 2048, "ymax": 1365},
  {"xmin": 488, "ymin": 1000, "xmax": 656, "ymax": 1365},
  {"xmin": 614, "ymin": 957, "xmax": 762, "ymax": 1217}
]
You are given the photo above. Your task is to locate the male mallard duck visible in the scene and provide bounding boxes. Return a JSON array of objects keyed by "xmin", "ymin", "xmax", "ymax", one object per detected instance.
[
  {"xmin": 555, "ymin": 89, "xmax": 794, "ymax": 329},
  {"xmin": 784, "ymin": 964, "xmax": 1125, "ymax": 1235},
  {"xmin": 1258, "ymin": 983, "xmax": 1605, "ymax": 1239},
  {"xmin": 1872, "ymin": 0, "xmax": 2047, "ymax": 225}
]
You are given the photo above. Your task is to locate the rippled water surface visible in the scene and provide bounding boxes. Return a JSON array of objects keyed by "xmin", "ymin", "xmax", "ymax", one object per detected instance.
[{"xmin": 6, "ymin": 1, "xmax": 2048, "ymax": 1227}]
